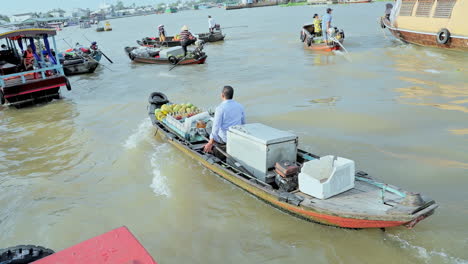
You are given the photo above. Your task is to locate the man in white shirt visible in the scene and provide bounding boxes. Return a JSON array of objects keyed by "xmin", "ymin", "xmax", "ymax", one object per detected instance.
[
  {"xmin": 208, "ymin": 15, "xmax": 216, "ymax": 33},
  {"xmin": 204, "ymin": 86, "xmax": 245, "ymax": 154}
]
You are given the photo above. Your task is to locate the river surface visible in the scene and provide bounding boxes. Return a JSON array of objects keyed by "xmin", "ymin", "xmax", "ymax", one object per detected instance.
[{"xmin": 1, "ymin": 3, "xmax": 468, "ymax": 264}]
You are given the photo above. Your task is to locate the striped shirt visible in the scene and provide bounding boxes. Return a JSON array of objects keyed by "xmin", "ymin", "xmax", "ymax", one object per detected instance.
[{"xmin": 179, "ymin": 30, "xmax": 194, "ymax": 41}]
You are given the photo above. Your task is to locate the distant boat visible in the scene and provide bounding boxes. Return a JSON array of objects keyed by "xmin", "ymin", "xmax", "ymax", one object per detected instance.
[{"xmin": 165, "ymin": 7, "xmax": 177, "ymax": 13}]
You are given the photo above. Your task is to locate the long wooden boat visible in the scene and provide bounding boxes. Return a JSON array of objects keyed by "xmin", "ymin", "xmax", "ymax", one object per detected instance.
[
  {"xmin": 197, "ymin": 31, "xmax": 225, "ymax": 42},
  {"xmin": 381, "ymin": 0, "xmax": 468, "ymax": 51},
  {"xmin": 226, "ymin": 1, "xmax": 280, "ymax": 10},
  {"xmin": 62, "ymin": 57, "xmax": 99, "ymax": 76},
  {"xmin": 137, "ymin": 37, "xmax": 181, "ymax": 48},
  {"xmin": 124, "ymin": 47, "xmax": 207, "ymax": 65},
  {"xmin": 337, "ymin": 0, "xmax": 372, "ymax": 3},
  {"xmin": 0, "ymin": 27, "xmax": 71, "ymax": 107},
  {"xmin": 147, "ymin": 93, "xmax": 438, "ymax": 229},
  {"xmin": 301, "ymin": 24, "xmax": 344, "ymax": 52}
]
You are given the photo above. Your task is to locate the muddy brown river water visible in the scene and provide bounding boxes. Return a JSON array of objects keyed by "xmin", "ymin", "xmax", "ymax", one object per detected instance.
[{"xmin": 1, "ymin": 3, "xmax": 467, "ymax": 263}]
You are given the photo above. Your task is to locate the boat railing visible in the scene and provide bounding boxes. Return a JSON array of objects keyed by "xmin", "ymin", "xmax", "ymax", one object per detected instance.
[{"xmin": 0, "ymin": 65, "xmax": 64, "ymax": 87}]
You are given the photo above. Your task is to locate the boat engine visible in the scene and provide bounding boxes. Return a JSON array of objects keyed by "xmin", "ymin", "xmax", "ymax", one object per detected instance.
[{"xmin": 274, "ymin": 160, "xmax": 300, "ymax": 192}]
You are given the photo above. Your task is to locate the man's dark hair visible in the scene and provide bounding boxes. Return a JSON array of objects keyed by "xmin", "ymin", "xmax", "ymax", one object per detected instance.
[
  {"xmin": 313, "ymin": 13, "xmax": 318, "ymax": 18},
  {"xmin": 222, "ymin": 86, "xmax": 234, "ymax": 99}
]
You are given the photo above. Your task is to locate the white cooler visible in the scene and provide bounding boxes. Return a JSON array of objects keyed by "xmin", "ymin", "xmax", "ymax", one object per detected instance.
[{"xmin": 298, "ymin": 155, "xmax": 355, "ymax": 199}]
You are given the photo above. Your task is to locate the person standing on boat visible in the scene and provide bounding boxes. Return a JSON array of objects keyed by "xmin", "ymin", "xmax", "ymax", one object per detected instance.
[
  {"xmin": 208, "ymin": 16, "xmax": 216, "ymax": 33},
  {"xmin": 158, "ymin": 24, "xmax": 166, "ymax": 42},
  {"xmin": 384, "ymin": 3, "xmax": 393, "ymax": 19},
  {"xmin": 204, "ymin": 86, "xmax": 245, "ymax": 156},
  {"xmin": 179, "ymin": 25, "xmax": 196, "ymax": 57},
  {"xmin": 313, "ymin": 14, "xmax": 322, "ymax": 36},
  {"xmin": 322, "ymin": 8, "xmax": 333, "ymax": 45}
]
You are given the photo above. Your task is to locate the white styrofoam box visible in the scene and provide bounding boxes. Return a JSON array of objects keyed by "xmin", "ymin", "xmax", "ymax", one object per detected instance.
[
  {"xmin": 165, "ymin": 112, "xmax": 210, "ymax": 134},
  {"xmin": 227, "ymin": 123, "xmax": 298, "ymax": 182},
  {"xmin": 298, "ymin": 155, "xmax": 355, "ymax": 199},
  {"xmin": 159, "ymin": 47, "xmax": 184, "ymax": 58}
]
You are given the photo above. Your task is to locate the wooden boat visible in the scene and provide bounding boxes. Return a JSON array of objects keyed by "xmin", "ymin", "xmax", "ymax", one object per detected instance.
[
  {"xmin": 381, "ymin": 0, "xmax": 468, "ymax": 51},
  {"xmin": 301, "ymin": 24, "xmax": 345, "ymax": 52},
  {"xmin": 147, "ymin": 93, "xmax": 438, "ymax": 229},
  {"xmin": 137, "ymin": 37, "xmax": 181, "ymax": 48},
  {"xmin": 226, "ymin": 1, "xmax": 281, "ymax": 10},
  {"xmin": 61, "ymin": 50, "xmax": 102, "ymax": 76},
  {"xmin": 124, "ymin": 46, "xmax": 207, "ymax": 65},
  {"xmin": 197, "ymin": 31, "xmax": 225, "ymax": 42},
  {"xmin": 62, "ymin": 57, "xmax": 99, "ymax": 76},
  {"xmin": 0, "ymin": 28, "xmax": 71, "ymax": 107}
]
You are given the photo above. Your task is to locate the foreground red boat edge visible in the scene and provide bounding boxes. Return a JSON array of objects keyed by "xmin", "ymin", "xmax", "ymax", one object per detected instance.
[{"xmin": 32, "ymin": 226, "xmax": 157, "ymax": 264}]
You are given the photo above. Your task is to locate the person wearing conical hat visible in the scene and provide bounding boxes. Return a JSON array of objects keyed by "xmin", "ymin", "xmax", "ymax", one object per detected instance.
[
  {"xmin": 179, "ymin": 25, "xmax": 196, "ymax": 56},
  {"xmin": 158, "ymin": 24, "xmax": 166, "ymax": 42}
]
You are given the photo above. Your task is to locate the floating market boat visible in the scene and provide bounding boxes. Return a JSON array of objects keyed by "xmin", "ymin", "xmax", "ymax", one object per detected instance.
[
  {"xmin": 61, "ymin": 54, "xmax": 100, "ymax": 76},
  {"xmin": 380, "ymin": 0, "xmax": 468, "ymax": 51},
  {"xmin": 125, "ymin": 45, "xmax": 207, "ymax": 65},
  {"xmin": 300, "ymin": 24, "xmax": 345, "ymax": 52},
  {"xmin": 197, "ymin": 31, "xmax": 225, "ymax": 43},
  {"xmin": 0, "ymin": 27, "xmax": 71, "ymax": 107},
  {"xmin": 147, "ymin": 92, "xmax": 438, "ymax": 229},
  {"xmin": 104, "ymin": 21, "xmax": 112, "ymax": 31},
  {"xmin": 337, "ymin": 0, "xmax": 372, "ymax": 3},
  {"xmin": 137, "ymin": 37, "xmax": 181, "ymax": 48},
  {"xmin": 0, "ymin": 227, "xmax": 157, "ymax": 264}
]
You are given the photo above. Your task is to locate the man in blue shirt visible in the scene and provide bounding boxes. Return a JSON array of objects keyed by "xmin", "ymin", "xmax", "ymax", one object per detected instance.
[
  {"xmin": 204, "ymin": 86, "xmax": 245, "ymax": 154},
  {"xmin": 322, "ymin": 8, "xmax": 333, "ymax": 44}
]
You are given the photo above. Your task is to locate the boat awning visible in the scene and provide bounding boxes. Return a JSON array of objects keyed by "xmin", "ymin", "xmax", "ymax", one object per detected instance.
[{"xmin": 0, "ymin": 27, "xmax": 57, "ymax": 39}]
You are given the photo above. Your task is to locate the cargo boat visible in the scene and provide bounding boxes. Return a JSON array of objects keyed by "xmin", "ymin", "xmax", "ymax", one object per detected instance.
[
  {"xmin": 137, "ymin": 37, "xmax": 181, "ymax": 48},
  {"xmin": 125, "ymin": 45, "xmax": 207, "ymax": 65},
  {"xmin": 147, "ymin": 92, "xmax": 438, "ymax": 229},
  {"xmin": 381, "ymin": 0, "xmax": 468, "ymax": 51},
  {"xmin": 0, "ymin": 28, "xmax": 71, "ymax": 107},
  {"xmin": 300, "ymin": 24, "xmax": 345, "ymax": 52},
  {"xmin": 197, "ymin": 31, "xmax": 225, "ymax": 43}
]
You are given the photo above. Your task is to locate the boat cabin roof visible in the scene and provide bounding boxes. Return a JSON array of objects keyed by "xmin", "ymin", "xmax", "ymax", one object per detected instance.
[{"xmin": 0, "ymin": 27, "xmax": 57, "ymax": 39}]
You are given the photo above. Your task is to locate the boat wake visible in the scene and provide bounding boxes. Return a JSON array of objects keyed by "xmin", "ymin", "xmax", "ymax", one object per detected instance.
[
  {"xmin": 157, "ymin": 71, "xmax": 176, "ymax": 78},
  {"xmin": 150, "ymin": 143, "xmax": 172, "ymax": 197},
  {"xmin": 123, "ymin": 118, "xmax": 153, "ymax": 149},
  {"xmin": 385, "ymin": 233, "xmax": 468, "ymax": 264}
]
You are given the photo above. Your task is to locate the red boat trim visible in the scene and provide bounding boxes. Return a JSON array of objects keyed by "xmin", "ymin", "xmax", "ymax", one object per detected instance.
[{"xmin": 4, "ymin": 83, "xmax": 65, "ymax": 98}]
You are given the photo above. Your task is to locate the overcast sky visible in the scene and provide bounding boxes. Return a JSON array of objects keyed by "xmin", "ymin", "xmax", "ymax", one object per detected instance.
[{"xmin": 2, "ymin": 0, "xmax": 164, "ymax": 15}]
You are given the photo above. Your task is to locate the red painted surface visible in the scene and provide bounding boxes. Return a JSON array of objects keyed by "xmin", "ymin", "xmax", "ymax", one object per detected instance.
[
  {"xmin": 305, "ymin": 43, "xmax": 340, "ymax": 52},
  {"xmin": 32, "ymin": 226, "xmax": 157, "ymax": 264},
  {"xmin": 273, "ymin": 200, "xmax": 407, "ymax": 228},
  {"xmin": 4, "ymin": 83, "xmax": 65, "ymax": 98}
]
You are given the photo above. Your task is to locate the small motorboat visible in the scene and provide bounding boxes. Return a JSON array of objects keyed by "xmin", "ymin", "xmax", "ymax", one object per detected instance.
[
  {"xmin": 125, "ymin": 43, "xmax": 207, "ymax": 65},
  {"xmin": 104, "ymin": 21, "xmax": 112, "ymax": 31},
  {"xmin": 96, "ymin": 21, "xmax": 105, "ymax": 32},
  {"xmin": 300, "ymin": 24, "xmax": 345, "ymax": 52},
  {"xmin": 146, "ymin": 92, "xmax": 438, "ymax": 229},
  {"xmin": 137, "ymin": 36, "xmax": 181, "ymax": 48},
  {"xmin": 60, "ymin": 49, "xmax": 102, "ymax": 76},
  {"xmin": 197, "ymin": 31, "xmax": 225, "ymax": 43}
]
